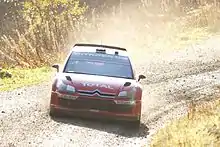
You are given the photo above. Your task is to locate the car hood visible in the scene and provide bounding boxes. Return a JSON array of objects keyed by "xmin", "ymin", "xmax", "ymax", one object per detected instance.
[{"xmin": 57, "ymin": 73, "xmax": 138, "ymax": 95}]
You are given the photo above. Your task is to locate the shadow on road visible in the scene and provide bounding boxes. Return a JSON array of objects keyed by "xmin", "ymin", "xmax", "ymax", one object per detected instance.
[{"xmin": 51, "ymin": 116, "xmax": 150, "ymax": 138}]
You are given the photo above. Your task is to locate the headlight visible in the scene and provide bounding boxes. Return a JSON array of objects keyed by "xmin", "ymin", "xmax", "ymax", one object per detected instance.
[
  {"xmin": 118, "ymin": 87, "xmax": 137, "ymax": 99},
  {"xmin": 56, "ymin": 79, "xmax": 76, "ymax": 93},
  {"xmin": 118, "ymin": 91, "xmax": 128, "ymax": 97}
]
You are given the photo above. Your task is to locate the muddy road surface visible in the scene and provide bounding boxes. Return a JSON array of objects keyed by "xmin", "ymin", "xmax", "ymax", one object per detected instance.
[{"xmin": 1, "ymin": 36, "xmax": 220, "ymax": 147}]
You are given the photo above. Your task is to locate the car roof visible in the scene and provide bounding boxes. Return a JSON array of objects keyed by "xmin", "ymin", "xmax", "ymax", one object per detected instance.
[{"xmin": 71, "ymin": 43, "xmax": 129, "ymax": 56}]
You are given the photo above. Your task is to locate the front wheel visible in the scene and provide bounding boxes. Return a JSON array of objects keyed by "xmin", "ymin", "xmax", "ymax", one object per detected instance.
[
  {"xmin": 132, "ymin": 120, "xmax": 141, "ymax": 130},
  {"xmin": 49, "ymin": 108, "xmax": 55, "ymax": 117},
  {"xmin": 125, "ymin": 119, "xmax": 141, "ymax": 130},
  {"xmin": 49, "ymin": 107, "xmax": 60, "ymax": 118}
]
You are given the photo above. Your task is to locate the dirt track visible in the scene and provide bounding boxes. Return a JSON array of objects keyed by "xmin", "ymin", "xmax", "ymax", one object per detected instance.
[{"xmin": 1, "ymin": 35, "xmax": 220, "ymax": 147}]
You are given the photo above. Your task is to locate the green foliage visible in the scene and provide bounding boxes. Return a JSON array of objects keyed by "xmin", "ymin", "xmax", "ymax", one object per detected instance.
[
  {"xmin": 23, "ymin": 0, "xmax": 86, "ymax": 27},
  {"xmin": 0, "ymin": 67, "xmax": 53, "ymax": 91},
  {"xmin": 0, "ymin": 70, "xmax": 12, "ymax": 79},
  {"xmin": 0, "ymin": 0, "xmax": 220, "ymax": 68},
  {"xmin": 150, "ymin": 99, "xmax": 220, "ymax": 147},
  {"xmin": 0, "ymin": 0, "xmax": 87, "ymax": 68}
]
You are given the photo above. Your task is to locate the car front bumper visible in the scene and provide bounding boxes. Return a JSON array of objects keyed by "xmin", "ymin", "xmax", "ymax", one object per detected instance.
[
  {"xmin": 50, "ymin": 104, "xmax": 140, "ymax": 121},
  {"xmin": 50, "ymin": 91, "xmax": 141, "ymax": 121}
]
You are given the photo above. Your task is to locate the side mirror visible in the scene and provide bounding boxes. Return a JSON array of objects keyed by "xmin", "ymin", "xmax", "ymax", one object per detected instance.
[
  {"xmin": 138, "ymin": 75, "xmax": 146, "ymax": 82},
  {"xmin": 52, "ymin": 64, "xmax": 59, "ymax": 72}
]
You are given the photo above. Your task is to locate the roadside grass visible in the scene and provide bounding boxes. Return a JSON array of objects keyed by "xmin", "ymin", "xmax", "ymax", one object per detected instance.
[
  {"xmin": 1, "ymin": 1, "xmax": 220, "ymax": 91},
  {"xmin": 150, "ymin": 99, "xmax": 220, "ymax": 147},
  {"xmin": 0, "ymin": 67, "xmax": 53, "ymax": 91},
  {"xmin": 167, "ymin": 27, "xmax": 213, "ymax": 49},
  {"xmin": 1, "ymin": 1, "xmax": 220, "ymax": 67}
]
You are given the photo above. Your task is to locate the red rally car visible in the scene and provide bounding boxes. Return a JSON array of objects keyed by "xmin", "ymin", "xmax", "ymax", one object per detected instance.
[{"xmin": 49, "ymin": 43, "xmax": 146, "ymax": 128}]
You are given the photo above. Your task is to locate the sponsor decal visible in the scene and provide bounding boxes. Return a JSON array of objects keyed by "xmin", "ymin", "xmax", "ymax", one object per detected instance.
[
  {"xmin": 73, "ymin": 52, "xmax": 128, "ymax": 60},
  {"xmin": 81, "ymin": 82, "xmax": 114, "ymax": 89}
]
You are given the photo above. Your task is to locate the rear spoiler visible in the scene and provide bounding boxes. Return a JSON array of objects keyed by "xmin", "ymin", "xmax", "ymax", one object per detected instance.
[{"xmin": 74, "ymin": 43, "xmax": 127, "ymax": 51}]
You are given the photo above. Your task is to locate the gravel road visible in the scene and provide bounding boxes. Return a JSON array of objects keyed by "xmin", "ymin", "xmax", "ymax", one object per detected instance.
[{"xmin": 1, "ymin": 35, "xmax": 220, "ymax": 147}]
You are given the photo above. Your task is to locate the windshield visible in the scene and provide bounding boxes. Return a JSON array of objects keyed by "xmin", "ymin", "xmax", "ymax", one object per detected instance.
[{"xmin": 63, "ymin": 52, "xmax": 134, "ymax": 79}]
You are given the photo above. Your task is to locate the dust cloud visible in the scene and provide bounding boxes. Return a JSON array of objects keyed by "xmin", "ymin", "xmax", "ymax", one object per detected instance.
[{"xmin": 73, "ymin": 0, "xmax": 183, "ymax": 63}]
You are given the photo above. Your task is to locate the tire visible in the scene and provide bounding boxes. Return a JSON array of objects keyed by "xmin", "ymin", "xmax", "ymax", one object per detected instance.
[
  {"xmin": 131, "ymin": 120, "xmax": 141, "ymax": 130},
  {"xmin": 49, "ymin": 107, "xmax": 59, "ymax": 118},
  {"xmin": 126, "ymin": 119, "xmax": 141, "ymax": 130}
]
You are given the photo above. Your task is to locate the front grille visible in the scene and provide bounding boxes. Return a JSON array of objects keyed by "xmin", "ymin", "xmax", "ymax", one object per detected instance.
[
  {"xmin": 59, "ymin": 97, "xmax": 133, "ymax": 113},
  {"xmin": 77, "ymin": 90, "xmax": 116, "ymax": 98}
]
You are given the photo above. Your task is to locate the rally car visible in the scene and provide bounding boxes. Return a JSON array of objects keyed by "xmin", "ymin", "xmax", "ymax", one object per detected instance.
[{"xmin": 49, "ymin": 43, "xmax": 146, "ymax": 128}]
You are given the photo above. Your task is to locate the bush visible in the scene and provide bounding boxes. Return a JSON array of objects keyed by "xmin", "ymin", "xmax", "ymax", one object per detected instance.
[
  {"xmin": 0, "ymin": 0, "xmax": 87, "ymax": 68},
  {"xmin": 0, "ymin": 0, "xmax": 220, "ymax": 68}
]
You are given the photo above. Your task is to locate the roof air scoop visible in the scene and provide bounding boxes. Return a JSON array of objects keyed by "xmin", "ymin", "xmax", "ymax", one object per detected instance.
[{"xmin": 124, "ymin": 82, "xmax": 131, "ymax": 87}]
